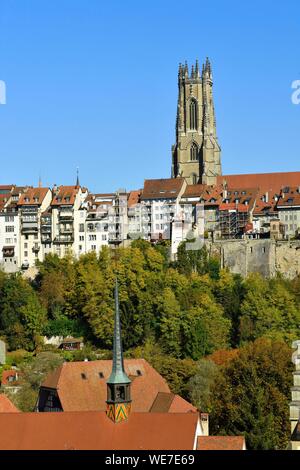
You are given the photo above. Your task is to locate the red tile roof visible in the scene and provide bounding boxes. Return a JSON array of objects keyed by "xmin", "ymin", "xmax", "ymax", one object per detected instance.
[
  {"xmin": 0, "ymin": 185, "xmax": 14, "ymax": 192},
  {"xmin": 0, "ymin": 411, "xmax": 199, "ymax": 450},
  {"xmin": 128, "ymin": 190, "xmax": 142, "ymax": 207},
  {"xmin": 218, "ymin": 172, "xmax": 300, "ymax": 192},
  {"xmin": 150, "ymin": 392, "xmax": 197, "ymax": 413},
  {"xmin": 0, "ymin": 395, "xmax": 19, "ymax": 413},
  {"xmin": 197, "ymin": 436, "xmax": 246, "ymax": 450},
  {"xmin": 41, "ymin": 359, "xmax": 171, "ymax": 412},
  {"xmin": 51, "ymin": 186, "xmax": 79, "ymax": 206},
  {"xmin": 277, "ymin": 187, "xmax": 300, "ymax": 208},
  {"xmin": 182, "ymin": 184, "xmax": 208, "ymax": 198},
  {"xmin": 168, "ymin": 394, "xmax": 198, "ymax": 413},
  {"xmin": 18, "ymin": 188, "xmax": 50, "ymax": 206},
  {"xmin": 142, "ymin": 178, "xmax": 185, "ymax": 200}
]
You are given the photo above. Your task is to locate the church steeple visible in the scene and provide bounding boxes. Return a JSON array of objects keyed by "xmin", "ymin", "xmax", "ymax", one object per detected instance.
[{"xmin": 106, "ymin": 279, "xmax": 131, "ymax": 423}]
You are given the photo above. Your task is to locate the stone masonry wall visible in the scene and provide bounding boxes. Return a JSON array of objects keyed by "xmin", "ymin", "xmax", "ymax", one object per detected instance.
[{"xmin": 206, "ymin": 239, "xmax": 300, "ymax": 279}]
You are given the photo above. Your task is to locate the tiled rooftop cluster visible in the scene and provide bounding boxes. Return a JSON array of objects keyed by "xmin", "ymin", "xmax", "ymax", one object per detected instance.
[{"xmin": 0, "ymin": 171, "xmax": 300, "ymax": 273}]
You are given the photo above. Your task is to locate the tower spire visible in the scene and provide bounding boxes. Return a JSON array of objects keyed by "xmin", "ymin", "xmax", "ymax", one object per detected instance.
[
  {"xmin": 76, "ymin": 167, "xmax": 80, "ymax": 187},
  {"xmin": 106, "ymin": 279, "xmax": 131, "ymax": 423}
]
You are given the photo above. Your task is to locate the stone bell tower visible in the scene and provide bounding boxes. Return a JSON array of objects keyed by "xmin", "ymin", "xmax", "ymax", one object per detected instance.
[
  {"xmin": 171, "ymin": 58, "xmax": 222, "ymax": 186},
  {"xmin": 106, "ymin": 279, "xmax": 132, "ymax": 423}
]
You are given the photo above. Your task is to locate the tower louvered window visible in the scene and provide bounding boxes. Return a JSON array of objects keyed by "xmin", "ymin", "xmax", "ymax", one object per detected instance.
[
  {"xmin": 189, "ymin": 99, "xmax": 198, "ymax": 130},
  {"xmin": 190, "ymin": 143, "xmax": 198, "ymax": 161}
]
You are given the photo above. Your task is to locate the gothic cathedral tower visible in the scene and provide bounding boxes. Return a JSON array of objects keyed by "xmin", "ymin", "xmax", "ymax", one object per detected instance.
[{"xmin": 171, "ymin": 58, "xmax": 222, "ymax": 185}]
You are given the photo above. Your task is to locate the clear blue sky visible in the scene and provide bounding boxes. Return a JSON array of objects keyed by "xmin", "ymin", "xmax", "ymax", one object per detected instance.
[{"xmin": 0, "ymin": 0, "xmax": 299, "ymax": 193}]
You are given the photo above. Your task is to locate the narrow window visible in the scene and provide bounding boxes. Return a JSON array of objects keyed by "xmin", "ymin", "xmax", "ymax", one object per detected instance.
[
  {"xmin": 189, "ymin": 99, "xmax": 198, "ymax": 130},
  {"xmin": 190, "ymin": 143, "xmax": 198, "ymax": 161}
]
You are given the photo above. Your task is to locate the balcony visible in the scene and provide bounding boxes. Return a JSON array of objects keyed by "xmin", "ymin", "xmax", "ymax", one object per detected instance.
[
  {"xmin": 21, "ymin": 221, "xmax": 38, "ymax": 233},
  {"xmin": 32, "ymin": 246, "xmax": 40, "ymax": 253},
  {"xmin": 53, "ymin": 235, "xmax": 74, "ymax": 244},
  {"xmin": 41, "ymin": 225, "xmax": 51, "ymax": 233},
  {"xmin": 2, "ymin": 246, "xmax": 14, "ymax": 257},
  {"xmin": 41, "ymin": 236, "xmax": 52, "ymax": 244},
  {"xmin": 59, "ymin": 226, "xmax": 73, "ymax": 234},
  {"xmin": 108, "ymin": 234, "xmax": 122, "ymax": 244},
  {"xmin": 59, "ymin": 210, "xmax": 73, "ymax": 220}
]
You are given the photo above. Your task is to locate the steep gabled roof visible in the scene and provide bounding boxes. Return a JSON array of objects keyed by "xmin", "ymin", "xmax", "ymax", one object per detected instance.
[
  {"xmin": 150, "ymin": 392, "xmax": 197, "ymax": 413},
  {"xmin": 41, "ymin": 359, "xmax": 171, "ymax": 412},
  {"xmin": 141, "ymin": 178, "xmax": 185, "ymax": 200},
  {"xmin": 18, "ymin": 188, "xmax": 50, "ymax": 206},
  {"xmin": 51, "ymin": 186, "xmax": 79, "ymax": 206}
]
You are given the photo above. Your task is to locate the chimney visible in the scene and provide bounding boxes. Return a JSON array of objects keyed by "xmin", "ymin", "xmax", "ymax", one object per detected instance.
[
  {"xmin": 200, "ymin": 412, "xmax": 209, "ymax": 436},
  {"xmin": 265, "ymin": 192, "xmax": 269, "ymax": 203}
]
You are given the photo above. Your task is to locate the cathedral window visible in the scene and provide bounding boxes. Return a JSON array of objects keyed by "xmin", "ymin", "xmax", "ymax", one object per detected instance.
[
  {"xmin": 190, "ymin": 143, "xmax": 198, "ymax": 161},
  {"xmin": 189, "ymin": 99, "xmax": 198, "ymax": 130}
]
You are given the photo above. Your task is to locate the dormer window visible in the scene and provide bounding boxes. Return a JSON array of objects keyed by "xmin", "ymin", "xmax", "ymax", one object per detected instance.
[
  {"xmin": 24, "ymin": 197, "xmax": 29, "ymax": 203},
  {"xmin": 136, "ymin": 370, "xmax": 142, "ymax": 376},
  {"xmin": 99, "ymin": 372, "xmax": 104, "ymax": 379},
  {"xmin": 81, "ymin": 373, "xmax": 87, "ymax": 380}
]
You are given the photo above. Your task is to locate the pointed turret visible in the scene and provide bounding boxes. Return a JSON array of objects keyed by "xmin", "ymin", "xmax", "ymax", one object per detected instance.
[
  {"xmin": 184, "ymin": 61, "xmax": 189, "ymax": 78},
  {"xmin": 191, "ymin": 64, "xmax": 195, "ymax": 79},
  {"xmin": 203, "ymin": 57, "xmax": 212, "ymax": 80},
  {"xmin": 195, "ymin": 59, "xmax": 200, "ymax": 78},
  {"xmin": 106, "ymin": 279, "xmax": 131, "ymax": 423}
]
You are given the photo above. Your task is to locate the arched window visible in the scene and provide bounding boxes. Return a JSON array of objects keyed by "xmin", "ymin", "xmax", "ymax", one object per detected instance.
[
  {"xmin": 190, "ymin": 142, "xmax": 198, "ymax": 161},
  {"xmin": 189, "ymin": 99, "xmax": 198, "ymax": 130},
  {"xmin": 192, "ymin": 173, "xmax": 198, "ymax": 185}
]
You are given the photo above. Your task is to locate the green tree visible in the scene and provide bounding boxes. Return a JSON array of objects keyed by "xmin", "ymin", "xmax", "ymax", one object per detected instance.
[
  {"xmin": 188, "ymin": 359, "xmax": 221, "ymax": 412},
  {"xmin": 15, "ymin": 352, "xmax": 64, "ymax": 412}
]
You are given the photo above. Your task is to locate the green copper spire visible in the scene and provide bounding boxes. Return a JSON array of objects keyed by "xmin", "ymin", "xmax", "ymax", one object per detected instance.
[{"xmin": 107, "ymin": 279, "xmax": 131, "ymax": 385}]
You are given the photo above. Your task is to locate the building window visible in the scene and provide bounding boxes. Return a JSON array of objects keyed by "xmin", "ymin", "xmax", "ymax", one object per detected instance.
[
  {"xmin": 192, "ymin": 173, "xmax": 197, "ymax": 185},
  {"xmin": 189, "ymin": 99, "xmax": 198, "ymax": 130},
  {"xmin": 5, "ymin": 226, "xmax": 14, "ymax": 232},
  {"xmin": 190, "ymin": 143, "xmax": 198, "ymax": 161},
  {"xmin": 5, "ymin": 216, "xmax": 14, "ymax": 222}
]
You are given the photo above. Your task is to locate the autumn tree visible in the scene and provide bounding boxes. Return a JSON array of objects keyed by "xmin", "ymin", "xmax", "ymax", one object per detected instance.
[{"xmin": 210, "ymin": 338, "xmax": 293, "ymax": 450}]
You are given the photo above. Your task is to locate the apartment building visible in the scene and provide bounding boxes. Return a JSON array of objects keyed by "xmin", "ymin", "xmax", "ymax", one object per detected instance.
[
  {"xmin": 277, "ymin": 187, "xmax": 300, "ymax": 238},
  {"xmin": 0, "ymin": 186, "xmax": 20, "ymax": 273},
  {"xmin": 18, "ymin": 187, "xmax": 52, "ymax": 269},
  {"xmin": 140, "ymin": 178, "xmax": 187, "ymax": 242},
  {"xmin": 51, "ymin": 185, "xmax": 86, "ymax": 258}
]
